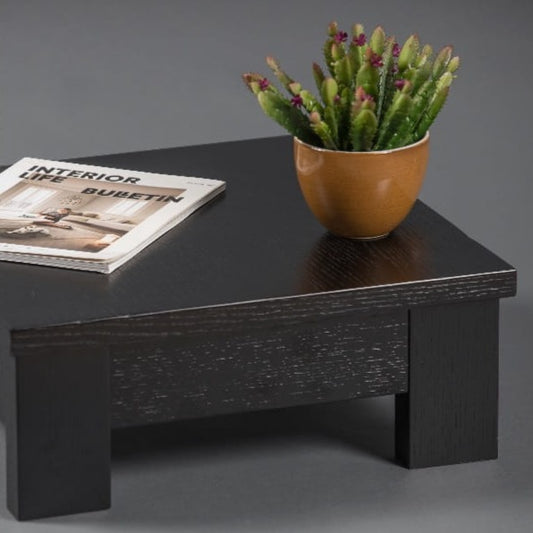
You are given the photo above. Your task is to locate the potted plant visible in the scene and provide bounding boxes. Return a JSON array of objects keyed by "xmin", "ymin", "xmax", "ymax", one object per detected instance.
[{"xmin": 242, "ymin": 22, "xmax": 459, "ymax": 239}]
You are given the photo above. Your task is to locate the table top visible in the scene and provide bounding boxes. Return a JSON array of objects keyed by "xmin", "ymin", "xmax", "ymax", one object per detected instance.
[{"xmin": 0, "ymin": 136, "xmax": 516, "ymax": 331}]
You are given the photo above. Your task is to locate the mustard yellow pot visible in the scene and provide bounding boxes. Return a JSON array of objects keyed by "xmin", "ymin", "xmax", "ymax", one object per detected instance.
[{"xmin": 294, "ymin": 132, "xmax": 430, "ymax": 240}]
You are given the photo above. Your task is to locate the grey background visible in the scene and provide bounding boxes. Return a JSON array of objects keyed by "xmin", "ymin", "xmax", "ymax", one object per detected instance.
[{"xmin": 1, "ymin": 0, "xmax": 532, "ymax": 531}]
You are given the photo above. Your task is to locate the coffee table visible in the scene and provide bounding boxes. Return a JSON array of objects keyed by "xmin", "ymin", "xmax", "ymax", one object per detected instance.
[{"xmin": 0, "ymin": 136, "xmax": 516, "ymax": 520}]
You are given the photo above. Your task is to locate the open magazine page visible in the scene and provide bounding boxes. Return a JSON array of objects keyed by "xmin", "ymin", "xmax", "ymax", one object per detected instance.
[{"xmin": 0, "ymin": 157, "xmax": 225, "ymax": 263}]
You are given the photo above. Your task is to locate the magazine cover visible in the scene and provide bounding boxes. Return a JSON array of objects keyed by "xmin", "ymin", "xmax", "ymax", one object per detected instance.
[{"xmin": 0, "ymin": 157, "xmax": 225, "ymax": 270}]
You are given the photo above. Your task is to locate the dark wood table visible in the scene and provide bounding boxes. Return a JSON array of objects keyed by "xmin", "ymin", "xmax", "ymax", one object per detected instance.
[{"xmin": 0, "ymin": 136, "xmax": 517, "ymax": 520}]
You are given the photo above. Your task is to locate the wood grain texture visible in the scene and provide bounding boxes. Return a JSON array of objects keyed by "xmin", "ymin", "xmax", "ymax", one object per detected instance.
[
  {"xmin": 8, "ymin": 266, "xmax": 514, "ymax": 430},
  {"xmin": 11, "ymin": 271, "xmax": 515, "ymax": 349},
  {"xmin": 13, "ymin": 310, "xmax": 408, "ymax": 428},
  {"xmin": 395, "ymin": 300, "xmax": 499, "ymax": 468},
  {"xmin": 7, "ymin": 344, "xmax": 110, "ymax": 520},
  {"xmin": 0, "ymin": 137, "xmax": 517, "ymax": 332},
  {"xmin": 110, "ymin": 311, "xmax": 407, "ymax": 427}
]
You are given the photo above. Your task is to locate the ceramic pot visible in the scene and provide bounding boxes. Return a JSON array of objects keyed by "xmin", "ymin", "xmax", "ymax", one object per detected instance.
[{"xmin": 293, "ymin": 132, "xmax": 430, "ymax": 240}]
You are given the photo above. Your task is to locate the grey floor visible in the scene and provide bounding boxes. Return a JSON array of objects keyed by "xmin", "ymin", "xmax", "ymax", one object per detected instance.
[{"xmin": 1, "ymin": 0, "xmax": 532, "ymax": 531}]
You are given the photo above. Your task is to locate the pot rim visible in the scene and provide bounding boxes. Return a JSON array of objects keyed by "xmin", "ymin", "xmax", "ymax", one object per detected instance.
[{"xmin": 294, "ymin": 131, "xmax": 429, "ymax": 155}]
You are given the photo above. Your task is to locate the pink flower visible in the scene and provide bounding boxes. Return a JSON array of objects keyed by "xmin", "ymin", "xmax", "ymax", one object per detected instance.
[
  {"xmin": 392, "ymin": 43, "xmax": 401, "ymax": 57},
  {"xmin": 370, "ymin": 53, "xmax": 383, "ymax": 68},
  {"xmin": 334, "ymin": 31, "xmax": 348, "ymax": 43},
  {"xmin": 356, "ymin": 87, "xmax": 374, "ymax": 102},
  {"xmin": 291, "ymin": 95, "xmax": 303, "ymax": 107},
  {"xmin": 394, "ymin": 79, "xmax": 407, "ymax": 90},
  {"xmin": 334, "ymin": 94, "xmax": 341, "ymax": 103},
  {"xmin": 391, "ymin": 64, "xmax": 399, "ymax": 74},
  {"xmin": 259, "ymin": 78, "xmax": 270, "ymax": 91},
  {"xmin": 353, "ymin": 33, "xmax": 366, "ymax": 46}
]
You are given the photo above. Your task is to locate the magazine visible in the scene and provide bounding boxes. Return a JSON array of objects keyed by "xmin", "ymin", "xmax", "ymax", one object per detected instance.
[{"xmin": 0, "ymin": 157, "xmax": 225, "ymax": 273}]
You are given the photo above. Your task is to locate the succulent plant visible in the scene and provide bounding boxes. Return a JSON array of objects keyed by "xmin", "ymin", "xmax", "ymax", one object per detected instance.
[{"xmin": 242, "ymin": 22, "xmax": 459, "ymax": 151}]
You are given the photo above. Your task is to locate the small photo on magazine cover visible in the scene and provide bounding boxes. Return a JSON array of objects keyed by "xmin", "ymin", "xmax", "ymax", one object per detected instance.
[{"xmin": 0, "ymin": 176, "xmax": 185, "ymax": 252}]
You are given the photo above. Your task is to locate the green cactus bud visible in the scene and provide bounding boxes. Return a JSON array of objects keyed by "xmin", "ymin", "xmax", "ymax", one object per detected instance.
[
  {"xmin": 398, "ymin": 34, "xmax": 419, "ymax": 72},
  {"xmin": 321, "ymin": 77, "xmax": 339, "ymax": 106},
  {"xmin": 420, "ymin": 44, "xmax": 433, "ymax": 59},
  {"xmin": 242, "ymin": 73, "xmax": 260, "ymax": 93},
  {"xmin": 309, "ymin": 111, "xmax": 321, "ymax": 124},
  {"xmin": 328, "ymin": 21, "xmax": 338, "ymax": 37},
  {"xmin": 403, "ymin": 66, "xmax": 416, "ymax": 82},
  {"xmin": 351, "ymin": 23, "xmax": 367, "ymax": 68},
  {"xmin": 376, "ymin": 37, "xmax": 396, "ymax": 125},
  {"xmin": 415, "ymin": 81, "xmax": 450, "ymax": 139},
  {"xmin": 323, "ymin": 38, "xmax": 335, "ymax": 76},
  {"xmin": 242, "ymin": 72, "xmax": 258, "ymax": 84},
  {"xmin": 348, "ymin": 41, "xmax": 362, "ymax": 77},
  {"xmin": 433, "ymin": 46, "xmax": 453, "ymax": 77},
  {"xmin": 331, "ymin": 43, "xmax": 340, "ymax": 61},
  {"xmin": 409, "ymin": 61, "xmax": 432, "ymax": 95},
  {"xmin": 369, "ymin": 25, "xmax": 386, "ymax": 55},
  {"xmin": 309, "ymin": 111, "xmax": 337, "ymax": 149},
  {"xmin": 299, "ymin": 90, "xmax": 324, "ymax": 114},
  {"xmin": 257, "ymin": 91, "xmax": 320, "ymax": 146},
  {"xmin": 351, "ymin": 109, "xmax": 378, "ymax": 151},
  {"xmin": 414, "ymin": 45, "xmax": 432, "ymax": 68},
  {"xmin": 312, "ymin": 62, "xmax": 326, "ymax": 92},
  {"xmin": 375, "ymin": 90, "xmax": 414, "ymax": 149},
  {"xmin": 334, "ymin": 55, "xmax": 353, "ymax": 87},
  {"xmin": 448, "ymin": 56, "xmax": 460, "ymax": 73},
  {"xmin": 352, "ymin": 89, "xmax": 376, "ymax": 113},
  {"xmin": 242, "ymin": 72, "xmax": 265, "ymax": 87},
  {"xmin": 383, "ymin": 82, "xmax": 416, "ymax": 148},
  {"xmin": 414, "ymin": 54, "xmax": 428, "ymax": 70},
  {"xmin": 266, "ymin": 56, "xmax": 295, "ymax": 92},
  {"xmin": 242, "ymin": 73, "xmax": 280, "ymax": 95},
  {"xmin": 288, "ymin": 82, "xmax": 301, "ymax": 95},
  {"xmin": 356, "ymin": 48, "xmax": 380, "ymax": 100},
  {"xmin": 350, "ymin": 95, "xmax": 378, "ymax": 151},
  {"xmin": 331, "ymin": 42, "xmax": 343, "ymax": 61},
  {"xmin": 352, "ymin": 23, "xmax": 365, "ymax": 39},
  {"xmin": 324, "ymin": 105, "xmax": 339, "ymax": 145},
  {"xmin": 407, "ymin": 77, "xmax": 436, "ymax": 134},
  {"xmin": 351, "ymin": 86, "xmax": 375, "ymax": 116},
  {"xmin": 436, "ymin": 71, "xmax": 453, "ymax": 91}
]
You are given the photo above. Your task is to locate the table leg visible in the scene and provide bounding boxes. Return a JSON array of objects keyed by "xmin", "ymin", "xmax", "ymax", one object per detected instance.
[
  {"xmin": 395, "ymin": 300, "xmax": 499, "ymax": 468},
  {"xmin": 5, "ymin": 344, "xmax": 110, "ymax": 520}
]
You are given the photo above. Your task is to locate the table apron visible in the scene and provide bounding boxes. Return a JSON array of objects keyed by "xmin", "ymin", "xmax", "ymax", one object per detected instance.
[{"xmin": 109, "ymin": 309, "xmax": 408, "ymax": 427}]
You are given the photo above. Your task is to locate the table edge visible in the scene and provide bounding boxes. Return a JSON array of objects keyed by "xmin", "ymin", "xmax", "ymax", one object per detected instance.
[{"xmin": 9, "ymin": 268, "xmax": 516, "ymax": 348}]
